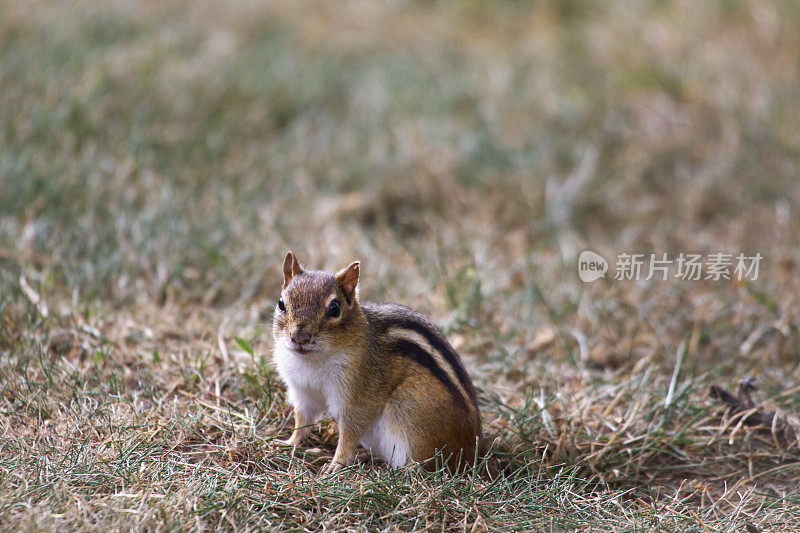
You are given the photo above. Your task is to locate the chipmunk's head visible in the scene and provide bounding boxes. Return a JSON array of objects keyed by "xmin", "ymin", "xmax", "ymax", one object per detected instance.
[{"xmin": 273, "ymin": 251, "xmax": 362, "ymax": 356}]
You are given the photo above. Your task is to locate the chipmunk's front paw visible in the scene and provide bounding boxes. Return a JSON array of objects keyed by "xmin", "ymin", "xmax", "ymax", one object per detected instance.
[
  {"xmin": 320, "ymin": 460, "xmax": 345, "ymax": 476},
  {"xmin": 278, "ymin": 433, "xmax": 306, "ymax": 447}
]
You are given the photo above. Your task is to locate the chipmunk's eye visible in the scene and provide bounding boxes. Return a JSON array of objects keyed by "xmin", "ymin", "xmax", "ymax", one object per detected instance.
[
  {"xmin": 326, "ymin": 299, "xmax": 340, "ymax": 318},
  {"xmin": 278, "ymin": 298, "xmax": 286, "ymax": 312}
]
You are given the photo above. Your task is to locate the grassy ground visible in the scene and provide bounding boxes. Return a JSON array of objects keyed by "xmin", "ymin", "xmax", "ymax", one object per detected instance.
[{"xmin": 2, "ymin": 0, "xmax": 800, "ymax": 530}]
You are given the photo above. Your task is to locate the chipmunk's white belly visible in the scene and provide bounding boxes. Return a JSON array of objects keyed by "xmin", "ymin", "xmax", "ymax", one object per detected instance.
[
  {"xmin": 274, "ymin": 342, "xmax": 410, "ymax": 467},
  {"xmin": 360, "ymin": 412, "xmax": 410, "ymax": 468},
  {"xmin": 273, "ymin": 343, "xmax": 348, "ymax": 422}
]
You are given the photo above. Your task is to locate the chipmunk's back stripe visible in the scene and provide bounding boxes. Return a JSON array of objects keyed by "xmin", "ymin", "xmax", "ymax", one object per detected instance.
[
  {"xmin": 388, "ymin": 328, "xmax": 472, "ymax": 409},
  {"xmin": 384, "ymin": 317, "xmax": 478, "ymax": 407},
  {"xmin": 392, "ymin": 339, "xmax": 468, "ymax": 410}
]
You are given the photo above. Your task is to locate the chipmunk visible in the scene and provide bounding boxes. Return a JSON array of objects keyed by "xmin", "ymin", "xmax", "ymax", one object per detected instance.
[{"xmin": 272, "ymin": 251, "xmax": 482, "ymax": 474}]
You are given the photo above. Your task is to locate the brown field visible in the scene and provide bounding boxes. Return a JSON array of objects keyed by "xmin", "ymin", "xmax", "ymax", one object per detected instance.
[{"xmin": 1, "ymin": 0, "xmax": 799, "ymax": 530}]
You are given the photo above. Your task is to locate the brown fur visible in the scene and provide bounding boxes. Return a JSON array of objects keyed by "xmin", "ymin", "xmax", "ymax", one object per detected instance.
[{"xmin": 273, "ymin": 252, "xmax": 482, "ymax": 473}]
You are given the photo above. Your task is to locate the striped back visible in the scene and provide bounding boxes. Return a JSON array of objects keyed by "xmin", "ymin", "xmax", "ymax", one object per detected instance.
[{"xmin": 362, "ymin": 303, "xmax": 479, "ymax": 413}]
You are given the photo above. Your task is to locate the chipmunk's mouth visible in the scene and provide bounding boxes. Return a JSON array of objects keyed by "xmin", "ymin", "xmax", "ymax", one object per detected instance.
[{"xmin": 286, "ymin": 340, "xmax": 317, "ymax": 355}]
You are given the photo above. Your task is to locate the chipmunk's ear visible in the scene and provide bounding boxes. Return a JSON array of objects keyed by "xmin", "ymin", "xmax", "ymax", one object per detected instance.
[
  {"xmin": 335, "ymin": 261, "xmax": 360, "ymax": 304},
  {"xmin": 282, "ymin": 251, "xmax": 303, "ymax": 288}
]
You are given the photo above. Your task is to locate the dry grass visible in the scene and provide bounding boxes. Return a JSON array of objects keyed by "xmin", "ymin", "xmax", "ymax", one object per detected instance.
[{"xmin": 2, "ymin": 0, "xmax": 800, "ymax": 530}]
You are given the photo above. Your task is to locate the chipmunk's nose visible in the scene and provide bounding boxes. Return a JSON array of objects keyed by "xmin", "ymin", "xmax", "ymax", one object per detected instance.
[{"xmin": 290, "ymin": 324, "xmax": 312, "ymax": 345}]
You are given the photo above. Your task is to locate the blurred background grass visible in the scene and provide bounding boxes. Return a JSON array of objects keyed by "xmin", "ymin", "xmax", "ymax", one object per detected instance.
[
  {"xmin": 3, "ymin": 0, "xmax": 798, "ymax": 306},
  {"xmin": 1, "ymin": 0, "xmax": 800, "ymax": 530}
]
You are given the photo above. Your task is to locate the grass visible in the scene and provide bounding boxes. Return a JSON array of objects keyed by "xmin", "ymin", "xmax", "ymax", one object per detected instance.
[{"xmin": 2, "ymin": 0, "xmax": 800, "ymax": 530}]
